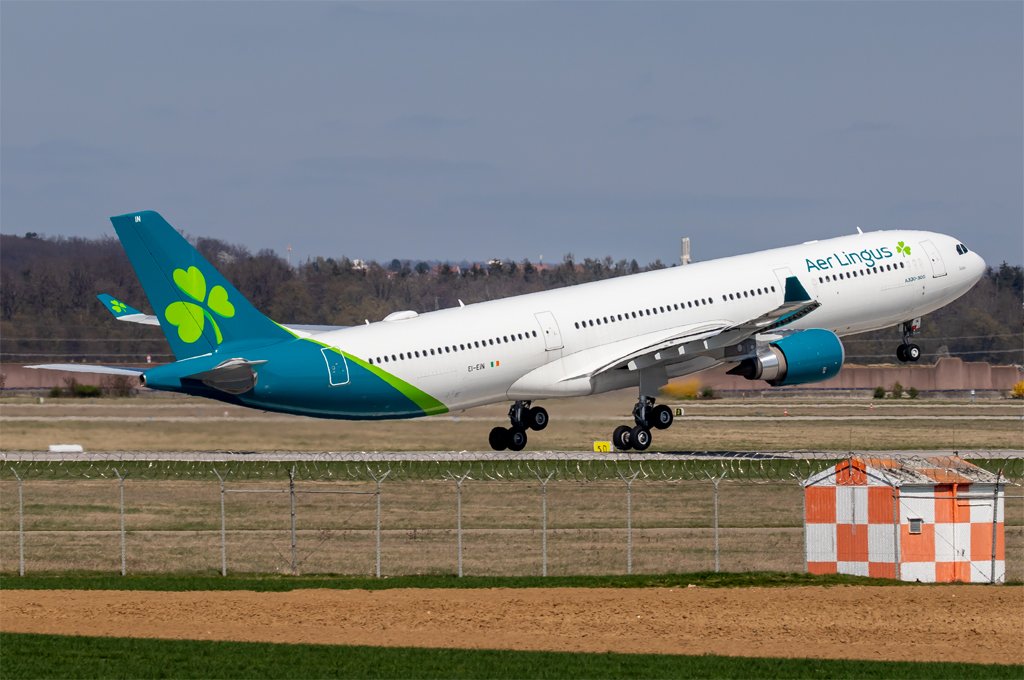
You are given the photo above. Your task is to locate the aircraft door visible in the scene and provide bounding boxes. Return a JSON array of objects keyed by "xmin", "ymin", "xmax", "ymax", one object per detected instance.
[
  {"xmin": 920, "ymin": 240, "xmax": 947, "ymax": 277},
  {"xmin": 321, "ymin": 347, "xmax": 350, "ymax": 386},
  {"xmin": 772, "ymin": 266, "xmax": 794, "ymax": 291},
  {"xmin": 534, "ymin": 311, "xmax": 564, "ymax": 351}
]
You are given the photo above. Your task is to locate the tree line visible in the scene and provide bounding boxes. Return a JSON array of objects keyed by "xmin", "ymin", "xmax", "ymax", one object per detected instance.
[{"xmin": 1, "ymin": 232, "xmax": 1020, "ymax": 365}]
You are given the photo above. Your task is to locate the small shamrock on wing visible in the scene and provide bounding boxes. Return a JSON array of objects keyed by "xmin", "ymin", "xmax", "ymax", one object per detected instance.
[
  {"xmin": 110, "ymin": 299, "xmax": 128, "ymax": 314},
  {"xmin": 896, "ymin": 241, "xmax": 912, "ymax": 256},
  {"xmin": 164, "ymin": 266, "xmax": 236, "ymax": 344}
]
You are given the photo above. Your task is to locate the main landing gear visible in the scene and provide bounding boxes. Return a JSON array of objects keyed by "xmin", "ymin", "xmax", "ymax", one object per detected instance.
[
  {"xmin": 612, "ymin": 396, "xmax": 673, "ymax": 451},
  {"xmin": 896, "ymin": 318, "xmax": 922, "ymax": 363},
  {"xmin": 488, "ymin": 400, "xmax": 548, "ymax": 451}
]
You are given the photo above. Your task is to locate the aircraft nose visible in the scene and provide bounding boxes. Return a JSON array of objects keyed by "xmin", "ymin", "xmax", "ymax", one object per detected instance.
[{"xmin": 970, "ymin": 250, "xmax": 986, "ymax": 282}]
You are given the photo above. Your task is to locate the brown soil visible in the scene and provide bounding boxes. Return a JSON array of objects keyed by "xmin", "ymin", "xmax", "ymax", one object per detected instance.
[{"xmin": 2, "ymin": 585, "xmax": 1022, "ymax": 664}]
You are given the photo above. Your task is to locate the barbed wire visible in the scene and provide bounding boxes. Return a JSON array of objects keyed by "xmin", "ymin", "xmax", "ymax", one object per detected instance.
[{"xmin": 3, "ymin": 452, "xmax": 1021, "ymax": 484}]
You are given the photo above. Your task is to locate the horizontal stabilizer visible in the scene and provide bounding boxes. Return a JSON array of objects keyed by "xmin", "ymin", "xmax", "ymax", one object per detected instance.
[{"xmin": 27, "ymin": 364, "xmax": 144, "ymax": 377}]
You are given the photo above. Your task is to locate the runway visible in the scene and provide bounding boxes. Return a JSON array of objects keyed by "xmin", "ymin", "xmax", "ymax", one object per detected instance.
[{"xmin": 2, "ymin": 449, "xmax": 1021, "ymax": 463}]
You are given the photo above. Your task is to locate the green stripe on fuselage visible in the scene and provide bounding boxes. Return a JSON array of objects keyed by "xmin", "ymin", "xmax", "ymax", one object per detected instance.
[
  {"xmin": 276, "ymin": 323, "xmax": 448, "ymax": 416},
  {"xmin": 341, "ymin": 350, "xmax": 448, "ymax": 416}
]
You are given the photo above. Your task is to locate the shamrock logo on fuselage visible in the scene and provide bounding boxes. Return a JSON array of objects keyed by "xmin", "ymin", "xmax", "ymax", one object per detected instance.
[
  {"xmin": 164, "ymin": 266, "xmax": 235, "ymax": 344},
  {"xmin": 110, "ymin": 299, "xmax": 128, "ymax": 314},
  {"xmin": 896, "ymin": 240, "xmax": 912, "ymax": 256}
]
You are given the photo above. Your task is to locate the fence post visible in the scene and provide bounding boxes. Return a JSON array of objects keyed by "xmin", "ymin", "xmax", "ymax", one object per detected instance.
[
  {"xmin": 990, "ymin": 469, "xmax": 1002, "ymax": 584},
  {"xmin": 114, "ymin": 469, "xmax": 126, "ymax": 576},
  {"xmin": 11, "ymin": 468, "xmax": 24, "ymax": 577},
  {"xmin": 289, "ymin": 465, "xmax": 297, "ymax": 576},
  {"xmin": 370, "ymin": 469, "xmax": 390, "ymax": 578},
  {"xmin": 892, "ymin": 485, "xmax": 901, "ymax": 581},
  {"xmin": 535, "ymin": 471, "xmax": 556, "ymax": 577},
  {"xmin": 455, "ymin": 474, "xmax": 469, "ymax": 577},
  {"xmin": 214, "ymin": 469, "xmax": 227, "ymax": 576},
  {"xmin": 800, "ymin": 478, "xmax": 808, "ymax": 573},
  {"xmin": 712, "ymin": 476, "xmax": 721, "ymax": 573},
  {"xmin": 617, "ymin": 470, "xmax": 641, "ymax": 575}
]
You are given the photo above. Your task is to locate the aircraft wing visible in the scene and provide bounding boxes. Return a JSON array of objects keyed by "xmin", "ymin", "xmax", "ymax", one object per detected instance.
[
  {"xmin": 510, "ymin": 276, "xmax": 818, "ymax": 397},
  {"xmin": 579, "ymin": 275, "xmax": 819, "ymax": 379},
  {"xmin": 96, "ymin": 294, "xmax": 347, "ymax": 335}
]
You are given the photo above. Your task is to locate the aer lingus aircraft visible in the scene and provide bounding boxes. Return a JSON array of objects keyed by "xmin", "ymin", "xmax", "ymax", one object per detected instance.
[{"xmin": 32, "ymin": 211, "xmax": 985, "ymax": 451}]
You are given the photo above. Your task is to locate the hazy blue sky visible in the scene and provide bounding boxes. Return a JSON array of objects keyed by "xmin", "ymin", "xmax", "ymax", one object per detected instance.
[{"xmin": 2, "ymin": 1, "xmax": 1021, "ymax": 266}]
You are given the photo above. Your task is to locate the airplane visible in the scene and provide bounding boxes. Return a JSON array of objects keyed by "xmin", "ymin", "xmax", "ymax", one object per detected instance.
[{"xmin": 31, "ymin": 211, "xmax": 986, "ymax": 451}]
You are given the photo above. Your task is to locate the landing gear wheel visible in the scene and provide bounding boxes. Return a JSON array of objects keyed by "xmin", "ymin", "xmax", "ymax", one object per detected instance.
[
  {"xmin": 488, "ymin": 426, "xmax": 509, "ymax": 451},
  {"xmin": 507, "ymin": 427, "xmax": 528, "ymax": 451},
  {"xmin": 613, "ymin": 425, "xmax": 633, "ymax": 451},
  {"xmin": 906, "ymin": 344, "xmax": 921, "ymax": 362},
  {"xmin": 651, "ymin": 404, "xmax": 673, "ymax": 430},
  {"xmin": 630, "ymin": 426, "xmax": 652, "ymax": 451},
  {"xmin": 896, "ymin": 344, "xmax": 908, "ymax": 363},
  {"xmin": 526, "ymin": 406, "xmax": 549, "ymax": 431}
]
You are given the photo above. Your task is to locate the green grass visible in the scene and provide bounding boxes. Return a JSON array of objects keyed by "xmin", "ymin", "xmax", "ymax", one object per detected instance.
[
  {"xmin": 0, "ymin": 571, "xmax": 969, "ymax": 592},
  {"xmin": 2, "ymin": 633, "xmax": 1019, "ymax": 680}
]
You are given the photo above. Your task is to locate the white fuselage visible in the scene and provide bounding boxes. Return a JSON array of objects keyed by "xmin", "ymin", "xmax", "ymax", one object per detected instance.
[{"xmin": 305, "ymin": 230, "xmax": 985, "ymax": 411}]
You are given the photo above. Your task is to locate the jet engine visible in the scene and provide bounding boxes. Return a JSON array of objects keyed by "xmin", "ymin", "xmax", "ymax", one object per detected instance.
[{"xmin": 728, "ymin": 329, "xmax": 844, "ymax": 386}]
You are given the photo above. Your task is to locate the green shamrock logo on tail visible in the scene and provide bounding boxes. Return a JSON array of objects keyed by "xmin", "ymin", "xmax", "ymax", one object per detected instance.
[
  {"xmin": 896, "ymin": 240, "xmax": 912, "ymax": 256},
  {"xmin": 110, "ymin": 299, "xmax": 128, "ymax": 314},
  {"xmin": 164, "ymin": 266, "xmax": 235, "ymax": 344}
]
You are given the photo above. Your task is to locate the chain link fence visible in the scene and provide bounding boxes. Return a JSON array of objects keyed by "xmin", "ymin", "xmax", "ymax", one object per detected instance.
[{"xmin": 2, "ymin": 453, "xmax": 1021, "ymax": 579}]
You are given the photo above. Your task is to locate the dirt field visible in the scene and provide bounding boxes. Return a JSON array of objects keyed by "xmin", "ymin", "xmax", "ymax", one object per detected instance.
[{"xmin": 2, "ymin": 585, "xmax": 1020, "ymax": 664}]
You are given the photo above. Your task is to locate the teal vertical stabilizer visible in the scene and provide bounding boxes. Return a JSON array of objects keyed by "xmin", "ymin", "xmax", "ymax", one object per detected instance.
[{"xmin": 110, "ymin": 210, "xmax": 292, "ymax": 359}]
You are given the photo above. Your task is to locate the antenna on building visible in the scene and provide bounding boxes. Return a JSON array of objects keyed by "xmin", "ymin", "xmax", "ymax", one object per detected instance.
[{"xmin": 680, "ymin": 237, "xmax": 692, "ymax": 265}]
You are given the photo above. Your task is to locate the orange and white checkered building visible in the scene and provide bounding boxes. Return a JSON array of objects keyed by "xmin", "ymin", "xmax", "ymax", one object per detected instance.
[{"xmin": 804, "ymin": 456, "xmax": 1005, "ymax": 583}]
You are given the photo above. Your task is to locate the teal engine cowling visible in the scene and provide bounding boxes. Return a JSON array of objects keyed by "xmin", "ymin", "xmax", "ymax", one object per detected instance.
[{"xmin": 729, "ymin": 329, "xmax": 844, "ymax": 386}]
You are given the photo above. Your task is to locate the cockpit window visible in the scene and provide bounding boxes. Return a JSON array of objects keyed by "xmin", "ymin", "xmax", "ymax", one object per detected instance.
[{"xmin": 956, "ymin": 243, "xmax": 970, "ymax": 255}]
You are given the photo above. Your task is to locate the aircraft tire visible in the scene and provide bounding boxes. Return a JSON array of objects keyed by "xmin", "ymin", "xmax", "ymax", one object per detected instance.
[
  {"xmin": 906, "ymin": 344, "xmax": 921, "ymax": 362},
  {"xmin": 896, "ymin": 344, "xmax": 907, "ymax": 362},
  {"xmin": 507, "ymin": 427, "xmax": 528, "ymax": 451},
  {"xmin": 613, "ymin": 425, "xmax": 632, "ymax": 451},
  {"xmin": 631, "ymin": 426, "xmax": 652, "ymax": 451},
  {"xmin": 652, "ymin": 404, "xmax": 673, "ymax": 430},
  {"xmin": 488, "ymin": 426, "xmax": 510, "ymax": 451},
  {"xmin": 527, "ymin": 406, "xmax": 549, "ymax": 431}
]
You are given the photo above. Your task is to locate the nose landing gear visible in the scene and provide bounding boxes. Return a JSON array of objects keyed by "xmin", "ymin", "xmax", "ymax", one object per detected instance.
[
  {"xmin": 488, "ymin": 401, "xmax": 549, "ymax": 451},
  {"xmin": 896, "ymin": 318, "xmax": 922, "ymax": 363}
]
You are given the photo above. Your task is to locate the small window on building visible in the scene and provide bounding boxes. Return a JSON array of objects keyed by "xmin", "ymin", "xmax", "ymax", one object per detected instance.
[{"xmin": 909, "ymin": 518, "xmax": 923, "ymax": 535}]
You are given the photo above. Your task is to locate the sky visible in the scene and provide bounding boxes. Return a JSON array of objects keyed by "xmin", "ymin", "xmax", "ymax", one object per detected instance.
[{"xmin": 2, "ymin": 1, "xmax": 1021, "ymax": 267}]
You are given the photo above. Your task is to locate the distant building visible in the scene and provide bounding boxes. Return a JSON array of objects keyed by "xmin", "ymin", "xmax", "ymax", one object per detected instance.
[{"xmin": 804, "ymin": 456, "xmax": 1005, "ymax": 582}]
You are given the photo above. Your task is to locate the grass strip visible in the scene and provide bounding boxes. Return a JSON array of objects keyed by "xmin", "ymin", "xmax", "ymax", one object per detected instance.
[
  {"xmin": 2, "ymin": 633, "xmax": 1019, "ymax": 680},
  {"xmin": 0, "ymin": 571, "xmax": 980, "ymax": 592}
]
